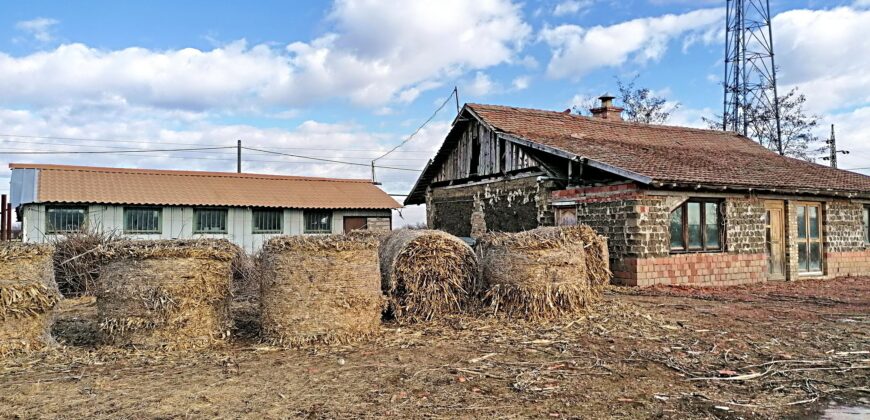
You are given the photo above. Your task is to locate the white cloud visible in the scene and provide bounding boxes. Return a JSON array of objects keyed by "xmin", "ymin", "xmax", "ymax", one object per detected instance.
[
  {"xmin": 541, "ymin": 8, "xmax": 724, "ymax": 79},
  {"xmin": 467, "ymin": 72, "xmax": 496, "ymax": 96},
  {"xmin": 0, "ymin": 1, "xmax": 530, "ymax": 111},
  {"xmin": 553, "ymin": 0, "xmax": 593, "ymax": 16},
  {"xmin": 512, "ymin": 75, "xmax": 530, "ymax": 90},
  {"xmin": 773, "ymin": 6, "xmax": 870, "ymax": 113},
  {"xmin": 15, "ymin": 17, "xmax": 59, "ymax": 42}
]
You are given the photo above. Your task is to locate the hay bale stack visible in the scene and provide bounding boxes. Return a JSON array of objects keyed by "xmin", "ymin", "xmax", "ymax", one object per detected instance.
[
  {"xmin": 379, "ymin": 229, "xmax": 478, "ymax": 322},
  {"xmin": 260, "ymin": 233, "xmax": 383, "ymax": 347},
  {"xmin": 476, "ymin": 225, "xmax": 610, "ymax": 320},
  {"xmin": 96, "ymin": 239, "xmax": 239, "ymax": 350},
  {"xmin": 0, "ymin": 243, "xmax": 61, "ymax": 356}
]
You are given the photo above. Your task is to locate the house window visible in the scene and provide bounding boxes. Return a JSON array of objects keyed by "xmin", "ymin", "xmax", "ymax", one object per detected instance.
[
  {"xmin": 669, "ymin": 199, "xmax": 722, "ymax": 252},
  {"xmin": 304, "ymin": 210, "xmax": 332, "ymax": 234},
  {"xmin": 864, "ymin": 206, "xmax": 869, "ymax": 244},
  {"xmin": 46, "ymin": 206, "xmax": 87, "ymax": 233},
  {"xmin": 194, "ymin": 208, "xmax": 228, "ymax": 233},
  {"xmin": 796, "ymin": 203, "xmax": 823, "ymax": 273},
  {"xmin": 253, "ymin": 209, "xmax": 283, "ymax": 234},
  {"xmin": 124, "ymin": 207, "xmax": 161, "ymax": 234}
]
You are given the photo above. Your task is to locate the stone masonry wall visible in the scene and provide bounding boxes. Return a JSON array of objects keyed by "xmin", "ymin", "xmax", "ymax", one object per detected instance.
[
  {"xmin": 427, "ymin": 176, "xmax": 557, "ymax": 238},
  {"xmin": 366, "ymin": 217, "xmax": 391, "ymax": 232},
  {"xmin": 725, "ymin": 198, "xmax": 766, "ymax": 254},
  {"xmin": 824, "ymin": 200, "xmax": 870, "ymax": 277}
]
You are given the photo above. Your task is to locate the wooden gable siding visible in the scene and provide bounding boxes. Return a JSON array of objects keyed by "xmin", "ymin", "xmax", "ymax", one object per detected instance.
[{"xmin": 433, "ymin": 120, "xmax": 536, "ymax": 183}]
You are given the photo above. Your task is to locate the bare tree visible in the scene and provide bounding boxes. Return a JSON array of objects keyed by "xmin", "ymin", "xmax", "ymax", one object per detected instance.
[
  {"xmin": 704, "ymin": 87, "xmax": 821, "ymax": 160},
  {"xmin": 615, "ymin": 76, "xmax": 680, "ymax": 124}
]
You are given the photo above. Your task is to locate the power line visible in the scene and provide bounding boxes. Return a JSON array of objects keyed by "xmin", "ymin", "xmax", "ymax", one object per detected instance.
[
  {"xmin": 372, "ymin": 87, "xmax": 456, "ymax": 163},
  {"xmin": 0, "ymin": 146, "xmax": 235, "ymax": 155},
  {"xmin": 241, "ymin": 146, "xmax": 421, "ymax": 172}
]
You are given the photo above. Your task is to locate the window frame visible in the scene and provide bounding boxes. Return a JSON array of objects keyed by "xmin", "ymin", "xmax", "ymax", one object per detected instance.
[
  {"xmin": 303, "ymin": 210, "xmax": 333, "ymax": 234},
  {"xmin": 193, "ymin": 207, "xmax": 229, "ymax": 234},
  {"xmin": 669, "ymin": 198, "xmax": 724, "ymax": 254},
  {"xmin": 45, "ymin": 205, "xmax": 88, "ymax": 234},
  {"xmin": 864, "ymin": 206, "xmax": 869, "ymax": 245},
  {"xmin": 252, "ymin": 208, "xmax": 283, "ymax": 234},
  {"xmin": 795, "ymin": 202, "xmax": 824, "ymax": 274},
  {"xmin": 123, "ymin": 206, "xmax": 162, "ymax": 234}
]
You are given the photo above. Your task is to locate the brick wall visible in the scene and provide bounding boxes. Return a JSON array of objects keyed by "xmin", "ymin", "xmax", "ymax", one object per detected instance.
[
  {"xmin": 366, "ymin": 217, "xmax": 391, "ymax": 232},
  {"xmin": 823, "ymin": 200, "xmax": 870, "ymax": 277},
  {"xmin": 616, "ymin": 253, "xmax": 767, "ymax": 286}
]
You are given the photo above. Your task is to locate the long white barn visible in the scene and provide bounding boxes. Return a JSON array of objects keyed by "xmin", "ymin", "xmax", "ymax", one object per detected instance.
[{"xmin": 9, "ymin": 164, "xmax": 400, "ymax": 253}]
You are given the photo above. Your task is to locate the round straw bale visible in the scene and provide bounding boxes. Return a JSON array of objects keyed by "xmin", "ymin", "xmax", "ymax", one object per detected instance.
[
  {"xmin": 379, "ymin": 229, "xmax": 478, "ymax": 322},
  {"xmin": 0, "ymin": 243, "xmax": 61, "ymax": 356},
  {"xmin": 259, "ymin": 233, "xmax": 383, "ymax": 347},
  {"xmin": 96, "ymin": 239, "xmax": 240, "ymax": 350},
  {"xmin": 476, "ymin": 225, "xmax": 610, "ymax": 320}
]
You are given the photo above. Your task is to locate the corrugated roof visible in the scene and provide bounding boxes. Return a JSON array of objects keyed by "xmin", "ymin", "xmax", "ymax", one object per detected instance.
[
  {"xmin": 9, "ymin": 164, "xmax": 401, "ymax": 209},
  {"xmin": 466, "ymin": 103, "xmax": 870, "ymax": 194}
]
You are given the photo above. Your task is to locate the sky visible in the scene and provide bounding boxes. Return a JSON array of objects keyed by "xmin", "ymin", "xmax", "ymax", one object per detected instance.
[{"xmin": 0, "ymin": 0, "xmax": 868, "ymax": 227}]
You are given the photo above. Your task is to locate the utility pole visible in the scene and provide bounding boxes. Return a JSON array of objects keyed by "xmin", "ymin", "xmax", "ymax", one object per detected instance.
[
  {"xmin": 237, "ymin": 140, "xmax": 242, "ymax": 173},
  {"xmin": 822, "ymin": 124, "xmax": 849, "ymax": 168}
]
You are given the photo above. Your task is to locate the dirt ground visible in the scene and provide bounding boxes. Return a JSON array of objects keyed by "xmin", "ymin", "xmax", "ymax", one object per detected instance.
[{"xmin": 1, "ymin": 277, "xmax": 867, "ymax": 419}]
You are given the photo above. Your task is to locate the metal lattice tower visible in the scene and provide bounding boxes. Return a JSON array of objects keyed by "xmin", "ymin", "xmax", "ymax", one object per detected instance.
[{"xmin": 723, "ymin": 0, "xmax": 783, "ymax": 155}]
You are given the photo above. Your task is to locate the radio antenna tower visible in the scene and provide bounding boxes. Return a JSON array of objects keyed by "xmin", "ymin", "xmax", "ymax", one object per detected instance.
[{"xmin": 723, "ymin": 0, "xmax": 783, "ymax": 155}]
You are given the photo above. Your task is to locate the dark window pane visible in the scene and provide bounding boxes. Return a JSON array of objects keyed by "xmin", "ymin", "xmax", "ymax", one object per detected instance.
[
  {"xmin": 798, "ymin": 242, "xmax": 808, "ymax": 272},
  {"xmin": 46, "ymin": 207, "xmax": 87, "ymax": 233},
  {"xmin": 865, "ymin": 208, "xmax": 869, "ymax": 243},
  {"xmin": 253, "ymin": 209, "xmax": 282, "ymax": 233},
  {"xmin": 687, "ymin": 202, "xmax": 702, "ymax": 249},
  {"xmin": 808, "ymin": 206, "xmax": 819, "ymax": 239},
  {"xmin": 304, "ymin": 211, "xmax": 332, "ymax": 234},
  {"xmin": 796, "ymin": 206, "xmax": 807, "ymax": 239},
  {"xmin": 124, "ymin": 207, "xmax": 160, "ymax": 233},
  {"xmin": 194, "ymin": 209, "xmax": 227, "ymax": 233},
  {"xmin": 669, "ymin": 207, "xmax": 683, "ymax": 249},
  {"xmin": 705, "ymin": 202, "xmax": 719, "ymax": 249},
  {"xmin": 809, "ymin": 242, "xmax": 821, "ymax": 271}
]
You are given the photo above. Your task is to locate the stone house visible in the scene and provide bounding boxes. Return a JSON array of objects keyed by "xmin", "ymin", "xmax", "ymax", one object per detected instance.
[
  {"xmin": 405, "ymin": 98, "xmax": 870, "ymax": 286},
  {"xmin": 9, "ymin": 164, "xmax": 399, "ymax": 253}
]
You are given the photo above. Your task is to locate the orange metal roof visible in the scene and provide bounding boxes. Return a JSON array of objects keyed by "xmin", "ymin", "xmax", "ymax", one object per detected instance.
[{"xmin": 9, "ymin": 164, "xmax": 401, "ymax": 209}]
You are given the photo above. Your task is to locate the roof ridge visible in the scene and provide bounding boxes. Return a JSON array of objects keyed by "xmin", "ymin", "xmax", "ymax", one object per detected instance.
[
  {"xmin": 8, "ymin": 163, "xmax": 373, "ymax": 184},
  {"xmin": 466, "ymin": 102, "xmax": 743, "ymax": 137}
]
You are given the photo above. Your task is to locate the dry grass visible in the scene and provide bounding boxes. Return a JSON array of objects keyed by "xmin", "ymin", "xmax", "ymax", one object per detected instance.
[
  {"xmin": 259, "ymin": 233, "xmax": 384, "ymax": 347},
  {"xmin": 379, "ymin": 229, "xmax": 478, "ymax": 323},
  {"xmin": 476, "ymin": 225, "xmax": 610, "ymax": 320},
  {"xmin": 51, "ymin": 226, "xmax": 120, "ymax": 297},
  {"xmin": 0, "ymin": 243, "xmax": 61, "ymax": 356},
  {"xmin": 95, "ymin": 239, "xmax": 239, "ymax": 350}
]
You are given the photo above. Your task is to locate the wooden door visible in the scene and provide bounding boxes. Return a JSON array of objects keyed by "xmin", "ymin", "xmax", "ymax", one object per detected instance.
[
  {"xmin": 343, "ymin": 217, "xmax": 368, "ymax": 233},
  {"xmin": 764, "ymin": 201, "xmax": 786, "ymax": 280}
]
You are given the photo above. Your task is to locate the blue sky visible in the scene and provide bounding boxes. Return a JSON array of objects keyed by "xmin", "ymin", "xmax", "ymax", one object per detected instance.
[{"xmin": 1, "ymin": 0, "xmax": 868, "ymax": 225}]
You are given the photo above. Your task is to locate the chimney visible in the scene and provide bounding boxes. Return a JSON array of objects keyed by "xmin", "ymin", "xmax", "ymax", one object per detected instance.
[{"xmin": 590, "ymin": 94, "xmax": 623, "ymax": 121}]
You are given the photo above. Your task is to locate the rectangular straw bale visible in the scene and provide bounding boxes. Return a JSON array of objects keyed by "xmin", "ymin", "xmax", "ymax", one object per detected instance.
[
  {"xmin": 476, "ymin": 225, "xmax": 610, "ymax": 320},
  {"xmin": 260, "ymin": 233, "xmax": 383, "ymax": 347},
  {"xmin": 96, "ymin": 239, "xmax": 239, "ymax": 350},
  {"xmin": 0, "ymin": 243, "xmax": 60, "ymax": 356}
]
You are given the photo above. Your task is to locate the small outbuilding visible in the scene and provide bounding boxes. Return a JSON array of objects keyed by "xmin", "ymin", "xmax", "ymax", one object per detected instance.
[
  {"xmin": 405, "ymin": 99, "xmax": 870, "ymax": 286},
  {"xmin": 9, "ymin": 164, "xmax": 400, "ymax": 252}
]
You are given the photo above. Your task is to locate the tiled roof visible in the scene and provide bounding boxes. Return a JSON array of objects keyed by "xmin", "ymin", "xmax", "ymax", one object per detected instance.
[
  {"xmin": 9, "ymin": 164, "xmax": 401, "ymax": 209},
  {"xmin": 467, "ymin": 103, "xmax": 870, "ymax": 195}
]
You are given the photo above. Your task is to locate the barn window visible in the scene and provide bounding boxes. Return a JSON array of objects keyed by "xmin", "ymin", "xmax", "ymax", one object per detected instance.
[
  {"xmin": 304, "ymin": 210, "xmax": 332, "ymax": 234},
  {"xmin": 124, "ymin": 207, "xmax": 161, "ymax": 234},
  {"xmin": 194, "ymin": 208, "xmax": 228, "ymax": 234},
  {"xmin": 795, "ymin": 203, "xmax": 823, "ymax": 273},
  {"xmin": 46, "ymin": 206, "xmax": 87, "ymax": 233},
  {"xmin": 669, "ymin": 199, "xmax": 722, "ymax": 253},
  {"xmin": 469, "ymin": 136, "xmax": 481, "ymax": 176},
  {"xmin": 253, "ymin": 209, "xmax": 283, "ymax": 234},
  {"xmin": 864, "ymin": 206, "xmax": 869, "ymax": 244}
]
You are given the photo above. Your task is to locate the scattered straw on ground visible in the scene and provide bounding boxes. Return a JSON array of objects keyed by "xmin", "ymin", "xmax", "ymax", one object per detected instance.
[
  {"xmin": 379, "ymin": 229, "xmax": 478, "ymax": 323},
  {"xmin": 476, "ymin": 225, "xmax": 610, "ymax": 320},
  {"xmin": 259, "ymin": 233, "xmax": 384, "ymax": 347}
]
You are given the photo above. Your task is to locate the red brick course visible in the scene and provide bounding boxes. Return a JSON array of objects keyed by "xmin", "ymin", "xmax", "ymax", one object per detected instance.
[
  {"xmin": 613, "ymin": 253, "xmax": 768, "ymax": 287},
  {"xmin": 551, "ymin": 183, "xmax": 640, "ymax": 203},
  {"xmin": 825, "ymin": 250, "xmax": 870, "ymax": 278}
]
